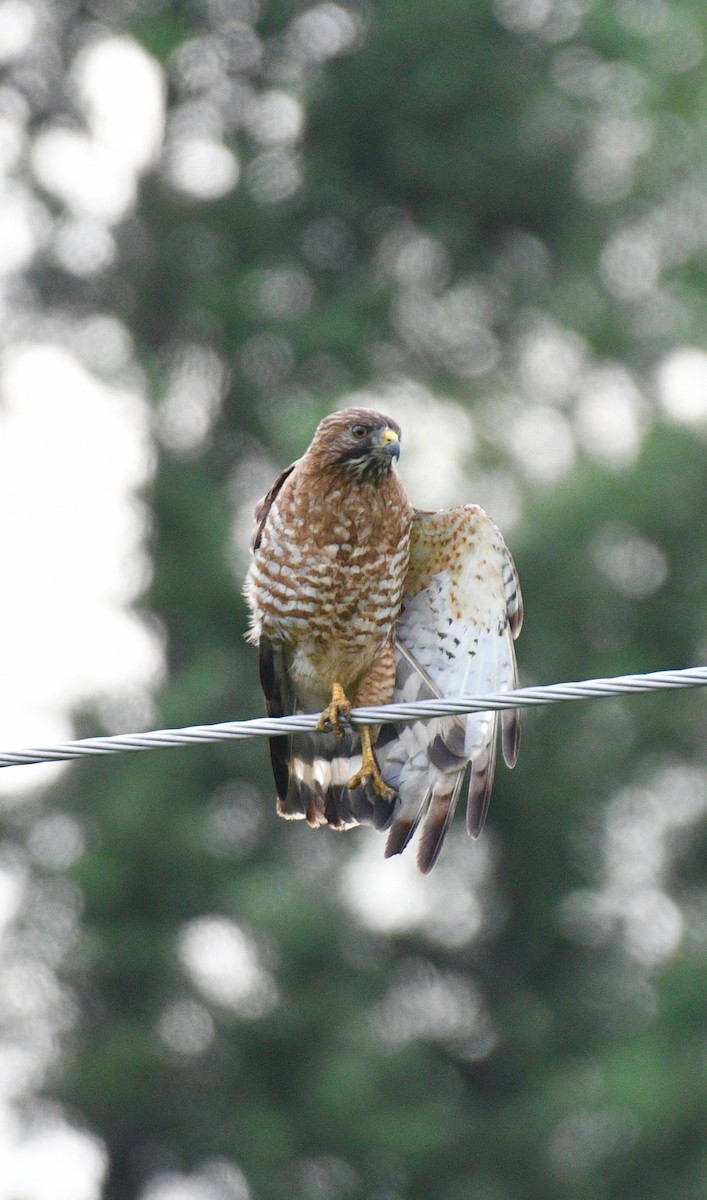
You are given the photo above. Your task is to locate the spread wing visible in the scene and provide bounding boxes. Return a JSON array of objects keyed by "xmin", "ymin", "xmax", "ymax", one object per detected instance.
[{"xmin": 377, "ymin": 505, "xmax": 522, "ymax": 873}]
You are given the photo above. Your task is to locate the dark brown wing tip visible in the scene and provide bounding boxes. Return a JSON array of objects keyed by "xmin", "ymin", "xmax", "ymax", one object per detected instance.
[
  {"xmin": 466, "ymin": 778, "xmax": 493, "ymax": 840},
  {"xmin": 467, "ymin": 808, "xmax": 487, "ymax": 841},
  {"xmin": 502, "ymin": 708, "xmax": 521, "ymax": 769},
  {"xmin": 269, "ymin": 736, "xmax": 292, "ymax": 803},
  {"xmin": 416, "ymin": 824, "xmax": 446, "ymax": 874},
  {"xmin": 384, "ymin": 818, "xmax": 417, "ymax": 859},
  {"xmin": 416, "ymin": 779, "xmax": 464, "ymax": 873},
  {"xmin": 466, "ymin": 727, "xmax": 498, "ymax": 840}
]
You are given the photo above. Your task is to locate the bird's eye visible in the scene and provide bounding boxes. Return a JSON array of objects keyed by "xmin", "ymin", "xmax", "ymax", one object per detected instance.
[{"xmin": 350, "ymin": 423, "xmax": 368, "ymax": 439}]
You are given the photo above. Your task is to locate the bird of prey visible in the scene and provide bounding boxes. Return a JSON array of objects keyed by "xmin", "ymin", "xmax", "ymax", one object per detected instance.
[{"xmin": 245, "ymin": 407, "xmax": 522, "ymax": 872}]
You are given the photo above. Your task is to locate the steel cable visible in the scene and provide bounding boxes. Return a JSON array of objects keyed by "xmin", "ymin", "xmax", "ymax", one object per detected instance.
[{"xmin": 1, "ymin": 665, "xmax": 706, "ymax": 769}]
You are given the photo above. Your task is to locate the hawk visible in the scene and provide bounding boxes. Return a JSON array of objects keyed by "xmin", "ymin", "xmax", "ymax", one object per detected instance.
[{"xmin": 245, "ymin": 407, "xmax": 522, "ymax": 872}]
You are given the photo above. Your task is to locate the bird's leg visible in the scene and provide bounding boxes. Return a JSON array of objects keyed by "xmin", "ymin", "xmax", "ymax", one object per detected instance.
[
  {"xmin": 316, "ymin": 681, "xmax": 352, "ymax": 738},
  {"xmin": 347, "ymin": 725, "xmax": 396, "ymax": 802}
]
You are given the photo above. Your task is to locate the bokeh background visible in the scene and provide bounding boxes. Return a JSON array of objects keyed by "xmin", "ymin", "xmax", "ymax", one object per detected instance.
[{"xmin": 1, "ymin": 1, "xmax": 707, "ymax": 1197}]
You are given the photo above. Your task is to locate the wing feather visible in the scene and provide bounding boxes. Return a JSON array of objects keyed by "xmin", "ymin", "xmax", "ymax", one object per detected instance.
[
  {"xmin": 258, "ymin": 637, "xmax": 294, "ymax": 806},
  {"xmin": 250, "ymin": 460, "xmax": 297, "ymax": 551},
  {"xmin": 380, "ymin": 505, "xmax": 522, "ymax": 870},
  {"xmin": 466, "ymin": 711, "xmax": 498, "ymax": 839},
  {"xmin": 500, "ymin": 544, "xmax": 522, "ymax": 768},
  {"xmin": 417, "ymin": 771, "xmax": 466, "ymax": 874}
]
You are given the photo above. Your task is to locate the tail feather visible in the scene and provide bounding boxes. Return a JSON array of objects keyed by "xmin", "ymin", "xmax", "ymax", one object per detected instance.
[{"xmin": 281, "ymin": 730, "xmax": 397, "ymax": 833}]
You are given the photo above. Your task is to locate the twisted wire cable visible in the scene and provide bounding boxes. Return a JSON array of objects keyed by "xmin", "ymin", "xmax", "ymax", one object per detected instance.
[{"xmin": 1, "ymin": 665, "xmax": 706, "ymax": 770}]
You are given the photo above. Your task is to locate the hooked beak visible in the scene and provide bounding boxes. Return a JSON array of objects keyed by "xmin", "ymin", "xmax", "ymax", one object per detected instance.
[{"xmin": 380, "ymin": 426, "xmax": 401, "ymax": 460}]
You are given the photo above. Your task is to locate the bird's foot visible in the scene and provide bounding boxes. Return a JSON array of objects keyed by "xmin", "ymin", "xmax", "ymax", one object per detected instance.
[
  {"xmin": 316, "ymin": 681, "xmax": 352, "ymax": 738},
  {"xmin": 347, "ymin": 726, "xmax": 396, "ymax": 803}
]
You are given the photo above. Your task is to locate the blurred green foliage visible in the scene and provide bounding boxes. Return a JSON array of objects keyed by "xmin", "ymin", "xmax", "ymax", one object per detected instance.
[{"xmin": 6, "ymin": 0, "xmax": 707, "ymax": 1197}]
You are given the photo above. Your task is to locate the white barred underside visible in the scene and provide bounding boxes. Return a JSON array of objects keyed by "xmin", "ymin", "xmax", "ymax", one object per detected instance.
[{"xmin": 247, "ymin": 481, "xmax": 412, "ymax": 708}]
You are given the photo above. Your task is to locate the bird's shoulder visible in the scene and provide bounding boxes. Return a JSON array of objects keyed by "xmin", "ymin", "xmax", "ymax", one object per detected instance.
[
  {"xmin": 250, "ymin": 459, "xmax": 301, "ymax": 552},
  {"xmin": 405, "ymin": 504, "xmax": 503, "ymax": 589}
]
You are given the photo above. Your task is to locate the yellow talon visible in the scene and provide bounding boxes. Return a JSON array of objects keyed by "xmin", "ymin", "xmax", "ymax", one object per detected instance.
[
  {"xmin": 316, "ymin": 681, "xmax": 352, "ymax": 738},
  {"xmin": 348, "ymin": 726, "xmax": 396, "ymax": 802}
]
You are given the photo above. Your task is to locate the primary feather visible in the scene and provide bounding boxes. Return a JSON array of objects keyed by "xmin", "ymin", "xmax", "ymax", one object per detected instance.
[{"xmin": 377, "ymin": 505, "xmax": 522, "ymax": 872}]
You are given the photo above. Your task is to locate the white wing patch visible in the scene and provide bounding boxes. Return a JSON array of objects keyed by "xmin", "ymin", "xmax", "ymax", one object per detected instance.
[{"xmin": 377, "ymin": 505, "xmax": 522, "ymax": 873}]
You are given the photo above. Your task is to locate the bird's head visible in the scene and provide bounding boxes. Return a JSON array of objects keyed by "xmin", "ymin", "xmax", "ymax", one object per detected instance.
[{"xmin": 309, "ymin": 408, "xmax": 402, "ymax": 482}]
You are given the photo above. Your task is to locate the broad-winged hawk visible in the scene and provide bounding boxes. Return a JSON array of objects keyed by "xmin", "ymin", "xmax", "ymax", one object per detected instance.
[{"xmin": 245, "ymin": 407, "xmax": 522, "ymax": 872}]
